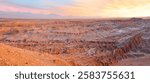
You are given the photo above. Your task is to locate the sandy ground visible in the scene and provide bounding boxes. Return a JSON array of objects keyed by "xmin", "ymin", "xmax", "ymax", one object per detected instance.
[{"xmin": 0, "ymin": 43, "xmax": 71, "ymax": 66}]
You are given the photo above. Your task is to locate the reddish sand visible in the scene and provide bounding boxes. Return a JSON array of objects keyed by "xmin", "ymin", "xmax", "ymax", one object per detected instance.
[{"xmin": 0, "ymin": 43, "xmax": 71, "ymax": 66}]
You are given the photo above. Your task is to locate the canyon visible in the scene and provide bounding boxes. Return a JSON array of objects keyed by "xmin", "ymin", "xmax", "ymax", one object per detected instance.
[{"xmin": 0, "ymin": 18, "xmax": 149, "ymax": 66}]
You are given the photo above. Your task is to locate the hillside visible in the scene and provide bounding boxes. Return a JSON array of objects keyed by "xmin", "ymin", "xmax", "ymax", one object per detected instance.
[{"xmin": 0, "ymin": 43, "xmax": 70, "ymax": 66}]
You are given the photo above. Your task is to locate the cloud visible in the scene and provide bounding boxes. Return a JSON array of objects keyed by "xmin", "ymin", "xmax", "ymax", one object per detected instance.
[
  {"xmin": 0, "ymin": 0, "xmax": 149, "ymax": 18},
  {"xmin": 61, "ymin": 0, "xmax": 150, "ymax": 17},
  {"xmin": 60, "ymin": 0, "xmax": 107, "ymax": 17},
  {"xmin": 103, "ymin": 0, "xmax": 150, "ymax": 17},
  {"xmin": 0, "ymin": 4, "xmax": 53, "ymax": 15}
]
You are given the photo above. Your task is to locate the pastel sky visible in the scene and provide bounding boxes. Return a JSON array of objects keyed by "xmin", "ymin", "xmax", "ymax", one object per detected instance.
[{"xmin": 0, "ymin": 0, "xmax": 150, "ymax": 18}]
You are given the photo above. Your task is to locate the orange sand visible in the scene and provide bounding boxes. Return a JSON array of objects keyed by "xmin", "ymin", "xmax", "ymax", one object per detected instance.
[{"xmin": 0, "ymin": 43, "xmax": 71, "ymax": 66}]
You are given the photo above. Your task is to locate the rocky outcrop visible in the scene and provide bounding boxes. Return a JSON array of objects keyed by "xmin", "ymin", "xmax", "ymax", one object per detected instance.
[
  {"xmin": 0, "ymin": 39, "xmax": 117, "ymax": 55},
  {"xmin": 114, "ymin": 34, "xmax": 142, "ymax": 57},
  {"xmin": 96, "ymin": 34, "xmax": 143, "ymax": 66}
]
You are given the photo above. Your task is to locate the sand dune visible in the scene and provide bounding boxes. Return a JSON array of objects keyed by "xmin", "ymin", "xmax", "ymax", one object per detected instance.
[{"xmin": 0, "ymin": 43, "xmax": 71, "ymax": 66}]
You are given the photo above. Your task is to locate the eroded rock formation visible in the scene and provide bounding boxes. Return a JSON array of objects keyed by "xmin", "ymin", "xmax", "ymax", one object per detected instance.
[{"xmin": 96, "ymin": 34, "xmax": 142, "ymax": 66}]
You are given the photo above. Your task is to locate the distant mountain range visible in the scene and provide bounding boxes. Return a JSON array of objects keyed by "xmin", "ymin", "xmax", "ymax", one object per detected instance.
[
  {"xmin": 0, "ymin": 11, "xmax": 149, "ymax": 19},
  {"xmin": 0, "ymin": 11, "xmax": 66, "ymax": 19}
]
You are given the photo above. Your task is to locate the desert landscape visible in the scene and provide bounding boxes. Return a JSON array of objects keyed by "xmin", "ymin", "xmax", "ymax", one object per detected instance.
[{"xmin": 0, "ymin": 18, "xmax": 149, "ymax": 66}]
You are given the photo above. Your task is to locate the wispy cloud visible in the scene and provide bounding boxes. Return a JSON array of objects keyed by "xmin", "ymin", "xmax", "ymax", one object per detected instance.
[
  {"xmin": 0, "ymin": 4, "xmax": 52, "ymax": 14},
  {"xmin": 61, "ymin": 0, "xmax": 150, "ymax": 17},
  {"xmin": 0, "ymin": 0, "xmax": 150, "ymax": 18},
  {"xmin": 60, "ymin": 0, "xmax": 107, "ymax": 17},
  {"xmin": 102, "ymin": 0, "xmax": 150, "ymax": 17}
]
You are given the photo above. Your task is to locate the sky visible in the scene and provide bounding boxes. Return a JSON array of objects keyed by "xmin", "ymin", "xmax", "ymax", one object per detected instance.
[{"xmin": 0, "ymin": 0, "xmax": 150, "ymax": 18}]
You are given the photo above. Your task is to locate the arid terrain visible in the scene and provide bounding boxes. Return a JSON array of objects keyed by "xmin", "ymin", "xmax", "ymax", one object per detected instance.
[{"xmin": 0, "ymin": 18, "xmax": 150, "ymax": 66}]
